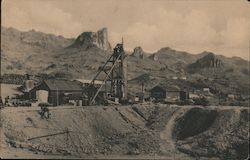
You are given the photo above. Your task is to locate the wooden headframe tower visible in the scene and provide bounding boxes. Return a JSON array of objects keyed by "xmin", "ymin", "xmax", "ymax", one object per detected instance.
[{"xmin": 89, "ymin": 40, "xmax": 128, "ymax": 104}]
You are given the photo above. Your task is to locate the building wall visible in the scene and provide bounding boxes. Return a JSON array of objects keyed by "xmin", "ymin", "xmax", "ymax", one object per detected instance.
[
  {"xmin": 29, "ymin": 82, "xmax": 50, "ymax": 102},
  {"xmin": 166, "ymin": 91, "xmax": 180, "ymax": 100},
  {"xmin": 49, "ymin": 91, "xmax": 82, "ymax": 106},
  {"xmin": 150, "ymin": 91, "xmax": 166, "ymax": 100},
  {"xmin": 150, "ymin": 90, "xmax": 181, "ymax": 101},
  {"xmin": 36, "ymin": 90, "xmax": 48, "ymax": 103}
]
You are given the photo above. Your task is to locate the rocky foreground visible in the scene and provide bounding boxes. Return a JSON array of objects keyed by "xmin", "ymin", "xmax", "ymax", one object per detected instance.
[{"xmin": 0, "ymin": 105, "xmax": 249, "ymax": 159}]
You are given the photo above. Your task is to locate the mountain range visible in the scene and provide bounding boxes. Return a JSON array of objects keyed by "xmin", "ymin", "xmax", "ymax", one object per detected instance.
[{"xmin": 1, "ymin": 26, "xmax": 249, "ymax": 97}]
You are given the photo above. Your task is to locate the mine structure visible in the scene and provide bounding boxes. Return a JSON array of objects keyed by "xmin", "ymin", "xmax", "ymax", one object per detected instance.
[{"xmin": 88, "ymin": 40, "xmax": 128, "ymax": 105}]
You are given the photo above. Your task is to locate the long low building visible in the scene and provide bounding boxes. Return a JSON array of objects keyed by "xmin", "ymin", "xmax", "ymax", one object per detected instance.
[
  {"xmin": 30, "ymin": 79, "xmax": 84, "ymax": 106},
  {"xmin": 149, "ymin": 84, "xmax": 189, "ymax": 101}
]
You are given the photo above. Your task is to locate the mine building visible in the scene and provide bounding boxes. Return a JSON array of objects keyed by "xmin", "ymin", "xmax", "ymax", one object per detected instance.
[
  {"xmin": 30, "ymin": 79, "xmax": 84, "ymax": 106},
  {"xmin": 149, "ymin": 85, "xmax": 188, "ymax": 102},
  {"xmin": 74, "ymin": 79, "xmax": 103, "ymax": 86}
]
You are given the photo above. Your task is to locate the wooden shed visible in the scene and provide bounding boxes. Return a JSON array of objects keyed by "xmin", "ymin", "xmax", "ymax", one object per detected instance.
[
  {"xmin": 30, "ymin": 79, "xmax": 83, "ymax": 106},
  {"xmin": 149, "ymin": 85, "xmax": 181, "ymax": 101}
]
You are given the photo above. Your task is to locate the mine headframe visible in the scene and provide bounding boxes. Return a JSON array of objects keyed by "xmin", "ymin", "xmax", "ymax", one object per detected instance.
[{"xmin": 88, "ymin": 41, "xmax": 128, "ymax": 105}]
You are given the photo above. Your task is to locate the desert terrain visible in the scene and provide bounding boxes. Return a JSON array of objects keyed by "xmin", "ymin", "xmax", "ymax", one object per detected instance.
[{"xmin": 0, "ymin": 104, "xmax": 249, "ymax": 159}]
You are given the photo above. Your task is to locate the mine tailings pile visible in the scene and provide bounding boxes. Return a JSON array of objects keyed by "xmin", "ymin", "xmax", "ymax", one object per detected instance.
[
  {"xmin": 172, "ymin": 107, "xmax": 249, "ymax": 160},
  {"xmin": 0, "ymin": 105, "xmax": 249, "ymax": 159}
]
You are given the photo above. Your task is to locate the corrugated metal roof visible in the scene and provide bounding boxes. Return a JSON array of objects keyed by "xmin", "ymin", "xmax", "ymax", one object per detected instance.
[
  {"xmin": 44, "ymin": 79, "xmax": 82, "ymax": 91},
  {"xmin": 74, "ymin": 79, "xmax": 103, "ymax": 85}
]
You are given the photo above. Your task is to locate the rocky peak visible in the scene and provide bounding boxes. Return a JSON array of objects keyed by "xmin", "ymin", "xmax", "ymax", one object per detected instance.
[
  {"xmin": 131, "ymin": 46, "xmax": 145, "ymax": 59},
  {"xmin": 189, "ymin": 51, "xmax": 223, "ymax": 69},
  {"xmin": 155, "ymin": 47, "xmax": 178, "ymax": 59},
  {"xmin": 202, "ymin": 52, "xmax": 215, "ymax": 59},
  {"xmin": 200, "ymin": 50, "xmax": 210, "ymax": 55},
  {"xmin": 72, "ymin": 27, "xmax": 111, "ymax": 51},
  {"xmin": 157, "ymin": 47, "xmax": 176, "ymax": 54}
]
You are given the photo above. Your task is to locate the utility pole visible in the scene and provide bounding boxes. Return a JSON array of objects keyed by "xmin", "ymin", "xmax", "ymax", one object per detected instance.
[
  {"xmin": 66, "ymin": 128, "xmax": 69, "ymax": 147},
  {"xmin": 57, "ymin": 87, "xmax": 59, "ymax": 106},
  {"xmin": 141, "ymin": 82, "xmax": 144, "ymax": 103}
]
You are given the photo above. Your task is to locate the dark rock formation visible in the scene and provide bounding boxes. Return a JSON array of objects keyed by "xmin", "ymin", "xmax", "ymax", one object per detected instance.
[
  {"xmin": 72, "ymin": 28, "xmax": 111, "ymax": 51},
  {"xmin": 131, "ymin": 47, "xmax": 145, "ymax": 59},
  {"xmin": 188, "ymin": 52, "xmax": 223, "ymax": 69}
]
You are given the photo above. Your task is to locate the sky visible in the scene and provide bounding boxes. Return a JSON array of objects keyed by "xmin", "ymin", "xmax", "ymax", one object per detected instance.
[{"xmin": 2, "ymin": 0, "xmax": 250, "ymax": 60}]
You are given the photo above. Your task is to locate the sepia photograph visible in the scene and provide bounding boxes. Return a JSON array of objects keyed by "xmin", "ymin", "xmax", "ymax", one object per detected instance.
[{"xmin": 0, "ymin": 0, "xmax": 249, "ymax": 159}]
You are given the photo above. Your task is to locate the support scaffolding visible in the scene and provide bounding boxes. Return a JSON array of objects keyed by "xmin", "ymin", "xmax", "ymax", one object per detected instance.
[{"xmin": 88, "ymin": 41, "xmax": 128, "ymax": 105}]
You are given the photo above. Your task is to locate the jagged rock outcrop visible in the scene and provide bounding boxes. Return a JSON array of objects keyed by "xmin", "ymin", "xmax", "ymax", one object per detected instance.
[
  {"xmin": 131, "ymin": 46, "xmax": 145, "ymax": 59},
  {"xmin": 188, "ymin": 52, "xmax": 223, "ymax": 69},
  {"xmin": 72, "ymin": 28, "xmax": 111, "ymax": 51}
]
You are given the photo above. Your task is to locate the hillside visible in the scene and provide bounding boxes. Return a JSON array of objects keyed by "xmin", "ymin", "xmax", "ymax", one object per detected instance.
[
  {"xmin": 1, "ymin": 105, "xmax": 248, "ymax": 159},
  {"xmin": 1, "ymin": 27, "xmax": 74, "ymax": 74},
  {"xmin": 1, "ymin": 27, "xmax": 74, "ymax": 59},
  {"xmin": 186, "ymin": 52, "xmax": 250, "ymax": 95},
  {"xmin": 1, "ymin": 26, "xmax": 249, "ymax": 97}
]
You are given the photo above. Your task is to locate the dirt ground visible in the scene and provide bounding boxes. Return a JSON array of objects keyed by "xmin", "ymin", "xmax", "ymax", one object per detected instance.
[{"xmin": 0, "ymin": 104, "xmax": 249, "ymax": 159}]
